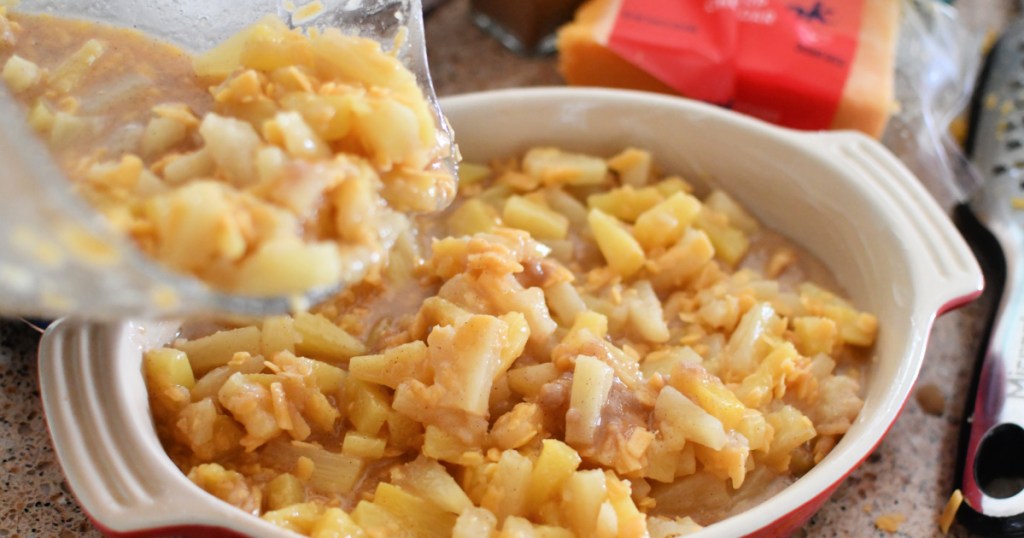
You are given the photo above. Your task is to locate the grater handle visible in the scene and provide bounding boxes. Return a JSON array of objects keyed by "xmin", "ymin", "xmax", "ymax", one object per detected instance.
[
  {"xmin": 954, "ymin": 11, "xmax": 1024, "ymax": 532},
  {"xmin": 956, "ymin": 208, "xmax": 1024, "ymax": 529}
]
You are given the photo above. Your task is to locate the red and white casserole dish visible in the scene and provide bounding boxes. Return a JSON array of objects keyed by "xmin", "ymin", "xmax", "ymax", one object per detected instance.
[{"xmin": 39, "ymin": 88, "xmax": 983, "ymax": 537}]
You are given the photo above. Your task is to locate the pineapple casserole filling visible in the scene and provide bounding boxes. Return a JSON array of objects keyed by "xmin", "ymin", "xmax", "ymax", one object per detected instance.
[
  {"xmin": 0, "ymin": 10, "xmax": 455, "ymax": 295},
  {"xmin": 2, "ymin": 7, "xmax": 878, "ymax": 536},
  {"xmin": 145, "ymin": 146, "xmax": 877, "ymax": 537}
]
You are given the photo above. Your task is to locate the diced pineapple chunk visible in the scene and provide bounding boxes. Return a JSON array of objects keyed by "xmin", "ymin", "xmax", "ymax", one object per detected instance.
[
  {"xmin": 2, "ymin": 55, "xmax": 41, "ymax": 92},
  {"xmin": 390, "ymin": 456, "xmax": 474, "ymax": 514},
  {"xmin": 239, "ymin": 20, "xmax": 314, "ymax": 71},
  {"xmin": 218, "ymin": 372, "xmax": 280, "ymax": 450},
  {"xmin": 279, "ymin": 92, "xmax": 355, "ymax": 142},
  {"xmin": 669, "ymin": 362, "xmax": 747, "ymax": 429},
  {"xmin": 351, "ymin": 500, "xmax": 402, "ymax": 534},
  {"xmin": 478, "ymin": 183, "xmax": 514, "ymax": 209},
  {"xmin": 421, "ymin": 424, "xmax": 481, "ymax": 465},
  {"xmin": 653, "ymin": 177, "xmax": 693, "ymax": 197},
  {"xmin": 480, "ymin": 449, "xmax": 533, "ymax": 524},
  {"xmin": 198, "ymin": 113, "xmax": 261, "ymax": 185},
  {"xmin": 458, "ymin": 162, "xmax": 492, "ymax": 186},
  {"xmin": 721, "ymin": 302, "xmax": 781, "ymax": 380},
  {"xmin": 703, "ymin": 190, "xmax": 759, "ymax": 234},
  {"xmin": 587, "ymin": 185, "xmax": 664, "ymax": 222},
  {"xmin": 428, "ymin": 314, "xmax": 516, "ymax": 416},
  {"xmin": 342, "ymin": 431, "xmax": 387, "ymax": 459},
  {"xmin": 262, "ymin": 440, "xmax": 365, "ymax": 495},
  {"xmin": 649, "ymin": 228, "xmax": 715, "ymax": 291},
  {"xmin": 536, "ymin": 526, "xmax": 576, "ymax": 538},
  {"xmin": 527, "ymin": 439, "xmax": 582, "ymax": 512},
  {"xmin": 523, "ymin": 147, "xmax": 608, "ymax": 186},
  {"xmin": 587, "ymin": 208, "xmax": 646, "ymax": 278},
  {"xmin": 537, "ymin": 282, "xmax": 582, "ymax": 328},
  {"xmin": 763, "ymin": 405, "xmax": 817, "ymax": 472},
  {"xmin": 735, "ymin": 408, "xmax": 772, "ymax": 453},
  {"xmin": 50, "ymin": 111, "xmax": 97, "ymax": 148},
  {"xmin": 294, "ymin": 312, "xmax": 366, "ymax": 362},
  {"xmin": 373, "ymin": 483, "xmax": 457, "ymax": 538},
  {"xmin": 175, "ymin": 326, "xmax": 261, "ymax": 376},
  {"xmin": 792, "ymin": 316, "xmax": 838, "ymax": 356},
  {"xmin": 695, "ymin": 208, "xmax": 749, "ymax": 266},
  {"xmin": 161, "ymin": 148, "xmax": 215, "ymax": 184},
  {"xmin": 606, "ymin": 473, "xmax": 647, "ymax": 538},
  {"xmin": 633, "ymin": 192, "xmax": 703, "ymax": 251},
  {"xmin": 265, "ymin": 110, "xmax": 330, "ymax": 159},
  {"xmin": 503, "ymin": 195, "xmax": 569, "ymax": 240},
  {"xmin": 193, "ymin": 19, "xmax": 263, "ymax": 78},
  {"xmin": 565, "ymin": 355, "xmax": 615, "ymax": 446},
  {"xmin": 265, "ymin": 473, "xmax": 305, "ymax": 510},
  {"xmin": 386, "ymin": 410, "xmax": 424, "ymax": 452},
  {"xmin": 647, "ymin": 516, "xmax": 703, "ymax": 538},
  {"xmin": 734, "ymin": 342, "xmax": 798, "ymax": 408},
  {"xmin": 411, "ymin": 297, "xmax": 473, "ymax": 338},
  {"xmin": 799, "ymin": 283, "xmax": 878, "ymax": 347},
  {"xmin": 349, "ymin": 340, "xmax": 429, "ymax": 389},
  {"xmin": 84, "ymin": 155, "xmax": 143, "ymax": 192},
  {"xmin": 643, "ymin": 437, "xmax": 680, "ymax": 482},
  {"xmin": 354, "ymin": 97, "xmax": 421, "ymax": 169},
  {"xmin": 640, "ymin": 346, "xmax": 703, "ymax": 380},
  {"xmin": 310, "ymin": 360, "xmax": 347, "ymax": 394},
  {"xmin": 28, "ymin": 99, "xmax": 55, "ymax": 132},
  {"xmin": 694, "ymin": 431, "xmax": 750, "ymax": 488},
  {"xmin": 568, "ymin": 310, "xmax": 609, "ymax": 339},
  {"xmin": 678, "ymin": 443, "xmax": 699, "ymax": 478},
  {"xmin": 501, "ymin": 516, "xmax": 539, "ymax": 538},
  {"xmin": 145, "ymin": 181, "xmax": 247, "ymax": 273},
  {"xmin": 188, "ymin": 463, "xmax": 261, "ymax": 513},
  {"xmin": 448, "ymin": 198, "xmax": 500, "ymax": 236},
  {"xmin": 561, "ymin": 470, "xmax": 607, "ymax": 537},
  {"xmin": 627, "ymin": 280, "xmax": 670, "ymax": 343},
  {"xmin": 544, "ymin": 187, "xmax": 589, "ymax": 227},
  {"xmin": 346, "ymin": 377, "xmax": 391, "ymax": 436},
  {"xmin": 141, "ymin": 116, "xmax": 188, "ymax": 160},
  {"xmin": 144, "ymin": 347, "xmax": 196, "ymax": 389},
  {"xmin": 310, "ymin": 507, "xmax": 365, "ymax": 538},
  {"xmin": 310, "ymin": 28, "xmax": 423, "ymax": 109},
  {"xmin": 454, "ymin": 507, "xmax": 498, "ymax": 538},
  {"xmin": 607, "ymin": 147, "xmax": 653, "ymax": 187},
  {"xmin": 655, "ymin": 386, "xmax": 726, "ymax": 450},
  {"xmin": 490, "ymin": 402, "xmax": 544, "ymax": 450},
  {"xmin": 50, "ymin": 38, "xmax": 105, "ymax": 93},
  {"xmin": 507, "ymin": 362, "xmax": 560, "ymax": 399},
  {"xmin": 261, "ymin": 316, "xmax": 297, "ymax": 359},
  {"xmin": 263, "ymin": 501, "xmax": 324, "ymax": 533}
]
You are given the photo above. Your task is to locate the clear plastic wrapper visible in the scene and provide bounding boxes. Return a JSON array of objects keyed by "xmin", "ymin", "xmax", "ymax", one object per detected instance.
[
  {"xmin": 883, "ymin": 0, "xmax": 986, "ymax": 210},
  {"xmin": 0, "ymin": 0, "xmax": 453, "ymax": 319}
]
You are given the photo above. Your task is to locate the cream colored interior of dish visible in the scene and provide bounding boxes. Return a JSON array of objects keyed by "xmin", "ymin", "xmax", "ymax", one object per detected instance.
[
  {"xmin": 36, "ymin": 90, "xmax": 980, "ymax": 538},
  {"xmin": 442, "ymin": 91, "xmax": 970, "ymax": 534}
]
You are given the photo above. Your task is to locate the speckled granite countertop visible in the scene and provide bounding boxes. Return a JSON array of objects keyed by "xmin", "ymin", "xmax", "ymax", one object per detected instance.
[{"xmin": 0, "ymin": 0, "xmax": 1014, "ymax": 536}]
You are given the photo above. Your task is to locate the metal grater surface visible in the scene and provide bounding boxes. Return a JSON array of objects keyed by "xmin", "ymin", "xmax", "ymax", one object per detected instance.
[{"xmin": 957, "ymin": 14, "xmax": 1024, "ymax": 535}]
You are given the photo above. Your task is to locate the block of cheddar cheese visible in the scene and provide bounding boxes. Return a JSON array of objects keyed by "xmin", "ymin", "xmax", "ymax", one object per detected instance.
[{"xmin": 557, "ymin": 0, "xmax": 900, "ymax": 138}]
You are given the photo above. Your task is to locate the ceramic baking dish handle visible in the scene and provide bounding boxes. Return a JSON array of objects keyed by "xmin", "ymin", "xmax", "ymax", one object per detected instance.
[
  {"xmin": 801, "ymin": 131, "xmax": 983, "ymax": 315},
  {"xmin": 38, "ymin": 319, "xmax": 271, "ymax": 537}
]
